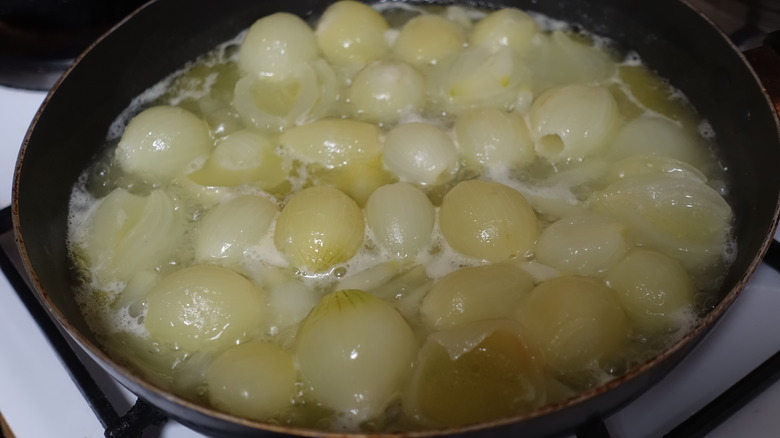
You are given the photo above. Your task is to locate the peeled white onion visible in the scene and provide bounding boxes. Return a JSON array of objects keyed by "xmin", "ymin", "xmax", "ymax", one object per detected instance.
[
  {"xmin": 273, "ymin": 186, "xmax": 364, "ymax": 273},
  {"xmin": 420, "ymin": 263, "xmax": 535, "ymax": 330},
  {"xmin": 428, "ymin": 46, "xmax": 532, "ymax": 115},
  {"xmin": 392, "ymin": 14, "xmax": 466, "ymax": 68},
  {"xmin": 365, "ymin": 182, "xmax": 435, "ymax": 259},
  {"xmin": 439, "ymin": 179, "xmax": 538, "ymax": 262},
  {"xmin": 588, "ymin": 174, "xmax": 733, "ymax": 274},
  {"xmin": 80, "ymin": 188, "xmax": 184, "ymax": 286},
  {"xmin": 145, "ymin": 265, "xmax": 265, "ymax": 352},
  {"xmin": 232, "ymin": 60, "xmax": 334, "ymax": 133},
  {"xmin": 206, "ymin": 341, "xmax": 297, "ymax": 420},
  {"xmin": 188, "ymin": 129, "xmax": 288, "ymax": 189},
  {"xmin": 528, "ymin": 84, "xmax": 621, "ymax": 162},
  {"xmin": 295, "ymin": 289, "xmax": 417, "ymax": 423},
  {"xmin": 280, "ymin": 118, "xmax": 382, "ymax": 167},
  {"xmin": 535, "ymin": 213, "xmax": 631, "ymax": 277},
  {"xmin": 238, "ymin": 12, "xmax": 318, "ymax": 79},
  {"xmin": 517, "ymin": 275, "xmax": 629, "ymax": 374},
  {"xmin": 349, "ymin": 60, "xmax": 425, "ymax": 124},
  {"xmin": 525, "ymin": 30, "xmax": 617, "ymax": 93},
  {"xmin": 315, "ymin": 1, "xmax": 389, "ymax": 66},
  {"xmin": 606, "ymin": 116, "xmax": 708, "ymax": 168},
  {"xmin": 116, "ymin": 105, "xmax": 213, "ymax": 183},
  {"xmin": 194, "ymin": 194, "xmax": 279, "ymax": 265},
  {"xmin": 606, "ymin": 248, "xmax": 696, "ymax": 335},
  {"xmin": 454, "ymin": 107, "xmax": 535, "ymax": 169},
  {"xmin": 469, "ymin": 8, "xmax": 539, "ymax": 55},
  {"xmin": 404, "ymin": 319, "xmax": 545, "ymax": 427},
  {"xmin": 382, "ymin": 122, "xmax": 459, "ymax": 185}
]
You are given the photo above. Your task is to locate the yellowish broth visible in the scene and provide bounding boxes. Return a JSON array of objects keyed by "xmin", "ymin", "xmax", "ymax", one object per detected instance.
[{"xmin": 67, "ymin": 1, "xmax": 735, "ymax": 433}]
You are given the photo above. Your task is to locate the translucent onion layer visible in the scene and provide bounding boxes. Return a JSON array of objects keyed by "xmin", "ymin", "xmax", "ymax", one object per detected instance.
[
  {"xmin": 428, "ymin": 46, "xmax": 532, "ymax": 115},
  {"xmin": 233, "ymin": 59, "xmax": 338, "ymax": 133},
  {"xmin": 588, "ymin": 174, "xmax": 733, "ymax": 275}
]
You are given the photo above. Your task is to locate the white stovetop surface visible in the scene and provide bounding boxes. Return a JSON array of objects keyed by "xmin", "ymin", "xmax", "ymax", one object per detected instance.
[{"xmin": 1, "ymin": 83, "xmax": 780, "ymax": 438}]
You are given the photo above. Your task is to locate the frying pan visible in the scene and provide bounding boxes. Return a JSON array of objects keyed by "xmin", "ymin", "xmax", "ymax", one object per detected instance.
[{"xmin": 12, "ymin": 0, "xmax": 780, "ymax": 436}]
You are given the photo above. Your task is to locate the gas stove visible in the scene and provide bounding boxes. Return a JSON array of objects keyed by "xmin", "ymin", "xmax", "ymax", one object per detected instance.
[{"xmin": 1, "ymin": 1, "xmax": 780, "ymax": 437}]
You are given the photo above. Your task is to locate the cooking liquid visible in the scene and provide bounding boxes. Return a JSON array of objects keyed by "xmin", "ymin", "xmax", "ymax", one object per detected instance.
[{"xmin": 66, "ymin": 2, "xmax": 735, "ymax": 433}]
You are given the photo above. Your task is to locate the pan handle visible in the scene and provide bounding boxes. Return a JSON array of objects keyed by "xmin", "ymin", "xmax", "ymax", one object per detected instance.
[{"xmin": 744, "ymin": 31, "xmax": 780, "ymax": 116}]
